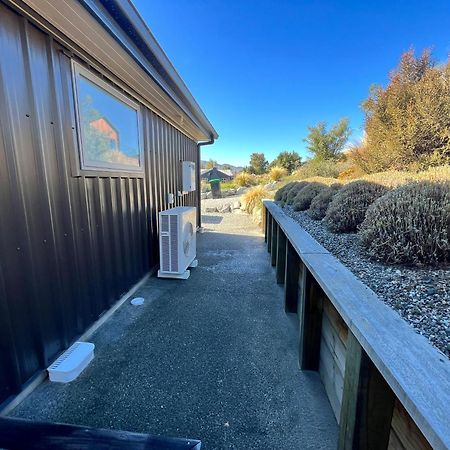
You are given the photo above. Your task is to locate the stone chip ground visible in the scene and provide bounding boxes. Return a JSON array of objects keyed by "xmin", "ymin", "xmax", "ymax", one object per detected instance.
[{"xmin": 10, "ymin": 212, "xmax": 338, "ymax": 450}]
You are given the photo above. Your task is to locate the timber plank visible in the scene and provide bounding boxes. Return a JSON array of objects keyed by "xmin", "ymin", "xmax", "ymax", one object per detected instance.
[
  {"xmin": 321, "ymin": 311, "xmax": 347, "ymax": 376},
  {"xmin": 319, "ymin": 341, "xmax": 342, "ymax": 423},
  {"xmin": 320, "ymin": 329, "xmax": 345, "ymax": 405},
  {"xmin": 323, "ymin": 299, "xmax": 348, "ymax": 346},
  {"xmin": 388, "ymin": 428, "xmax": 406, "ymax": 450},
  {"xmin": 320, "ymin": 335, "xmax": 344, "ymax": 422},
  {"xmin": 391, "ymin": 400, "xmax": 432, "ymax": 450}
]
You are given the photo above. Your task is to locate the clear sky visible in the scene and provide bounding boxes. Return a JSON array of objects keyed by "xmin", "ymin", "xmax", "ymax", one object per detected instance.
[{"xmin": 133, "ymin": 0, "xmax": 450, "ymax": 167}]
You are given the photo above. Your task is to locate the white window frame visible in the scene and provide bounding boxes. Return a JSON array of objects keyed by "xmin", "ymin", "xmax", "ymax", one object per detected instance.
[{"xmin": 71, "ymin": 61, "xmax": 144, "ymax": 174}]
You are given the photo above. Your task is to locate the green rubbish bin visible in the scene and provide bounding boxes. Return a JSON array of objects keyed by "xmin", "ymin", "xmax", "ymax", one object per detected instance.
[{"xmin": 209, "ymin": 178, "xmax": 222, "ymax": 199}]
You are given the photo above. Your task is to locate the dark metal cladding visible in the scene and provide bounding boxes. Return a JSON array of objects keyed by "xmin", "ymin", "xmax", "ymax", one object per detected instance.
[{"xmin": 0, "ymin": 2, "xmax": 199, "ymax": 407}]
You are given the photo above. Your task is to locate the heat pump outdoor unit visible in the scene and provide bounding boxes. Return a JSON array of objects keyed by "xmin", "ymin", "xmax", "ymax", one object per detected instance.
[{"xmin": 158, "ymin": 206, "xmax": 198, "ymax": 280}]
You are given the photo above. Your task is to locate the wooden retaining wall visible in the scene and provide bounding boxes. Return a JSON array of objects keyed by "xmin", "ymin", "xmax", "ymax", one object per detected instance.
[{"xmin": 263, "ymin": 201, "xmax": 450, "ymax": 450}]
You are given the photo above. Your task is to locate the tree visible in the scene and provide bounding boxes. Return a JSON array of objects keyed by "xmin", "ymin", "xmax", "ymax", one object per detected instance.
[
  {"xmin": 205, "ymin": 159, "xmax": 218, "ymax": 169},
  {"xmin": 81, "ymin": 96, "xmax": 111, "ymax": 161},
  {"xmin": 248, "ymin": 152, "xmax": 269, "ymax": 174},
  {"xmin": 222, "ymin": 164, "xmax": 233, "ymax": 171},
  {"xmin": 270, "ymin": 151, "xmax": 302, "ymax": 174},
  {"xmin": 359, "ymin": 49, "xmax": 450, "ymax": 172},
  {"xmin": 304, "ymin": 118, "xmax": 351, "ymax": 161}
]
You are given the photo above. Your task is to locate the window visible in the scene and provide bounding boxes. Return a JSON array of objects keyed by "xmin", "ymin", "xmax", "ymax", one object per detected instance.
[{"xmin": 72, "ymin": 63, "xmax": 143, "ymax": 173}]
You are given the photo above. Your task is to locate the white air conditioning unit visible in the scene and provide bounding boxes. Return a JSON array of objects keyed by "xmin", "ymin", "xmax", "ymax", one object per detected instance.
[{"xmin": 158, "ymin": 206, "xmax": 198, "ymax": 280}]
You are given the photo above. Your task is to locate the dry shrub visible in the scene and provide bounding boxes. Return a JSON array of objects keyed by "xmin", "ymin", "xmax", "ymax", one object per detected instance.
[
  {"xmin": 416, "ymin": 164, "xmax": 450, "ymax": 181},
  {"xmin": 241, "ymin": 185, "xmax": 270, "ymax": 214},
  {"xmin": 308, "ymin": 183, "xmax": 342, "ymax": 220},
  {"xmin": 359, "ymin": 50, "xmax": 450, "ymax": 174},
  {"xmin": 284, "ymin": 181, "xmax": 310, "ymax": 205},
  {"xmin": 235, "ymin": 172, "xmax": 256, "ymax": 187},
  {"xmin": 300, "ymin": 176, "xmax": 337, "ymax": 185},
  {"xmin": 294, "ymin": 158, "xmax": 350, "ymax": 179},
  {"xmin": 269, "ymin": 166, "xmax": 288, "ymax": 182},
  {"xmin": 337, "ymin": 165, "xmax": 366, "ymax": 180},
  {"xmin": 360, "ymin": 171, "xmax": 418, "ymax": 188},
  {"xmin": 324, "ymin": 180, "xmax": 388, "ymax": 232},
  {"xmin": 293, "ymin": 182, "xmax": 327, "ymax": 211},
  {"xmin": 359, "ymin": 182, "xmax": 450, "ymax": 265}
]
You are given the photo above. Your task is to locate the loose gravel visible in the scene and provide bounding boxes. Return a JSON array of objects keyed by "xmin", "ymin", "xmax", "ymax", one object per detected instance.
[{"xmin": 283, "ymin": 206, "xmax": 450, "ymax": 358}]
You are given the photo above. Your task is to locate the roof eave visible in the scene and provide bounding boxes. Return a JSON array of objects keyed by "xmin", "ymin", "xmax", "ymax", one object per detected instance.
[{"xmin": 80, "ymin": 0, "xmax": 218, "ymax": 140}]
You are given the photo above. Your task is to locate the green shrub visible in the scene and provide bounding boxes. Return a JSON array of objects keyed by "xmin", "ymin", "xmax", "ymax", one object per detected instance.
[
  {"xmin": 274, "ymin": 181, "xmax": 295, "ymax": 201},
  {"xmin": 293, "ymin": 182, "xmax": 327, "ymax": 211},
  {"xmin": 308, "ymin": 183, "xmax": 342, "ymax": 219},
  {"xmin": 280, "ymin": 182, "xmax": 300, "ymax": 205},
  {"xmin": 359, "ymin": 182, "xmax": 450, "ymax": 265},
  {"xmin": 324, "ymin": 180, "xmax": 388, "ymax": 232},
  {"xmin": 285, "ymin": 181, "xmax": 310, "ymax": 205}
]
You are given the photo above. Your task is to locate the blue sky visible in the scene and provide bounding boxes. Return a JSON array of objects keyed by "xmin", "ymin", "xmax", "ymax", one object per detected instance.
[{"xmin": 133, "ymin": 0, "xmax": 450, "ymax": 167}]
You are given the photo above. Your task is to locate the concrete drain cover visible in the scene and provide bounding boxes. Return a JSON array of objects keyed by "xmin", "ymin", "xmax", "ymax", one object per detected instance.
[{"xmin": 130, "ymin": 297, "xmax": 145, "ymax": 306}]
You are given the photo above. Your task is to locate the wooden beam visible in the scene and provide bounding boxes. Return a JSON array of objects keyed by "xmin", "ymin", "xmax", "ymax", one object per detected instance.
[
  {"xmin": 298, "ymin": 271, "xmax": 324, "ymax": 371},
  {"xmin": 284, "ymin": 241, "xmax": 299, "ymax": 313},
  {"xmin": 276, "ymin": 227, "xmax": 287, "ymax": 284},
  {"xmin": 0, "ymin": 417, "xmax": 201, "ymax": 450},
  {"xmin": 267, "ymin": 213, "xmax": 272, "ymax": 253},
  {"xmin": 263, "ymin": 205, "xmax": 267, "ymax": 242},
  {"xmin": 270, "ymin": 219, "xmax": 278, "ymax": 267},
  {"xmin": 338, "ymin": 332, "xmax": 395, "ymax": 450}
]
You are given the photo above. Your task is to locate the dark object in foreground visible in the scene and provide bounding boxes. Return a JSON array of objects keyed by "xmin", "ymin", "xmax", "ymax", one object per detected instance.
[{"xmin": 0, "ymin": 417, "xmax": 201, "ymax": 450}]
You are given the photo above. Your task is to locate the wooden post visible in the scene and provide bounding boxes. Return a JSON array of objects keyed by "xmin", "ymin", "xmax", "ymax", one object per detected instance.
[
  {"xmin": 298, "ymin": 271, "xmax": 324, "ymax": 371},
  {"xmin": 284, "ymin": 242, "xmax": 300, "ymax": 313},
  {"xmin": 263, "ymin": 205, "xmax": 267, "ymax": 242},
  {"xmin": 339, "ymin": 332, "xmax": 395, "ymax": 450},
  {"xmin": 267, "ymin": 214, "xmax": 272, "ymax": 253},
  {"xmin": 276, "ymin": 228, "xmax": 287, "ymax": 284},
  {"xmin": 271, "ymin": 220, "xmax": 278, "ymax": 267}
]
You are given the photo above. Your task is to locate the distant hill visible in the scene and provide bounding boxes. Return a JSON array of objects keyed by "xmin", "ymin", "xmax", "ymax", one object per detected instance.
[{"xmin": 200, "ymin": 160, "xmax": 244, "ymax": 174}]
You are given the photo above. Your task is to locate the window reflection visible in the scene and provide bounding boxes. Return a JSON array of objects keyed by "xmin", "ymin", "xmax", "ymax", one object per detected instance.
[{"xmin": 75, "ymin": 71, "xmax": 141, "ymax": 171}]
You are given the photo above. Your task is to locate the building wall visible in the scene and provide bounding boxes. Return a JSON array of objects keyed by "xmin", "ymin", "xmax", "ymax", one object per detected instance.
[{"xmin": 0, "ymin": 2, "xmax": 199, "ymax": 406}]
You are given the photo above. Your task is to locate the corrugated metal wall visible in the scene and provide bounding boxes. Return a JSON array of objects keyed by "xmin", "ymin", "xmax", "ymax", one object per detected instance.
[{"xmin": 0, "ymin": 2, "xmax": 199, "ymax": 406}]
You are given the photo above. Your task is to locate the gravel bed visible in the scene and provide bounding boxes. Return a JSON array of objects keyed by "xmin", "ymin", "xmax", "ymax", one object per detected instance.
[{"xmin": 283, "ymin": 206, "xmax": 450, "ymax": 358}]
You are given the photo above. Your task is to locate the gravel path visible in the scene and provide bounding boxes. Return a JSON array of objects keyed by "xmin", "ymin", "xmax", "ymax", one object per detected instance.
[
  {"xmin": 10, "ymin": 211, "xmax": 338, "ymax": 449},
  {"xmin": 283, "ymin": 206, "xmax": 450, "ymax": 358}
]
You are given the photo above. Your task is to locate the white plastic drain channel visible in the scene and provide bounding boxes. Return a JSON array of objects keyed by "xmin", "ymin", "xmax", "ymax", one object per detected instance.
[{"xmin": 47, "ymin": 342, "xmax": 95, "ymax": 383}]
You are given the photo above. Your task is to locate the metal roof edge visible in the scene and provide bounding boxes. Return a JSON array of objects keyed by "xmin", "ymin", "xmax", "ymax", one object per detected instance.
[{"xmin": 79, "ymin": 0, "xmax": 218, "ymax": 140}]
